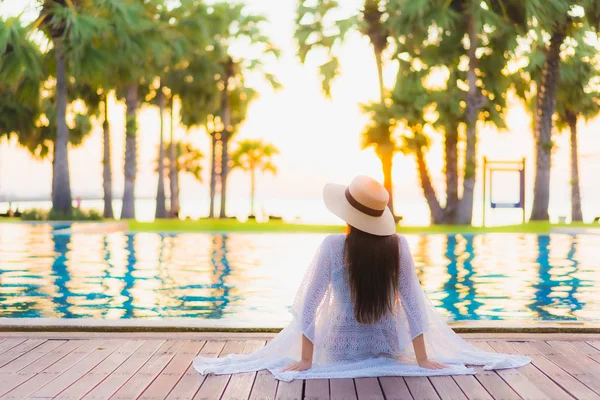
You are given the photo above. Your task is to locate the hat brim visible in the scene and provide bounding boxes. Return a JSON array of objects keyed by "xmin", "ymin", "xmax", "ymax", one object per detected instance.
[{"xmin": 323, "ymin": 183, "xmax": 396, "ymax": 236}]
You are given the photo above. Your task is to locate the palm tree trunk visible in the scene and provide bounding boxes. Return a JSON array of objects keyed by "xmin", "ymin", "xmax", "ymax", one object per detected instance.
[
  {"xmin": 415, "ymin": 147, "xmax": 445, "ymax": 224},
  {"xmin": 219, "ymin": 63, "xmax": 232, "ymax": 219},
  {"xmin": 456, "ymin": 10, "xmax": 482, "ymax": 225},
  {"xmin": 219, "ymin": 130, "xmax": 230, "ymax": 219},
  {"xmin": 372, "ymin": 42, "xmax": 398, "ymax": 218},
  {"xmin": 250, "ymin": 166, "xmax": 256, "ymax": 217},
  {"xmin": 379, "ymin": 144, "xmax": 395, "ymax": 217},
  {"xmin": 102, "ymin": 95, "xmax": 114, "ymax": 219},
  {"xmin": 121, "ymin": 84, "xmax": 138, "ymax": 219},
  {"xmin": 169, "ymin": 99, "xmax": 179, "ymax": 218},
  {"xmin": 568, "ymin": 113, "xmax": 583, "ymax": 222},
  {"xmin": 530, "ymin": 30, "xmax": 566, "ymax": 221},
  {"xmin": 374, "ymin": 49, "xmax": 385, "ymax": 104},
  {"xmin": 155, "ymin": 86, "xmax": 167, "ymax": 219},
  {"xmin": 52, "ymin": 41, "xmax": 72, "ymax": 214},
  {"xmin": 444, "ymin": 127, "xmax": 459, "ymax": 223},
  {"xmin": 208, "ymin": 132, "xmax": 217, "ymax": 218}
]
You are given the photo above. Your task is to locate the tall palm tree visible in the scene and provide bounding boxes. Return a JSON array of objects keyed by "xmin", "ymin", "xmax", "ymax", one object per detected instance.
[
  {"xmin": 508, "ymin": 3, "xmax": 600, "ymax": 220},
  {"xmin": 295, "ymin": 0, "xmax": 401, "ymax": 215},
  {"xmin": 210, "ymin": 2, "xmax": 280, "ymax": 219},
  {"xmin": 386, "ymin": 0, "xmax": 515, "ymax": 224},
  {"xmin": 31, "ymin": 0, "xmax": 109, "ymax": 214},
  {"xmin": 554, "ymin": 42, "xmax": 600, "ymax": 222},
  {"xmin": 166, "ymin": 0, "xmax": 216, "ymax": 218},
  {"xmin": 230, "ymin": 139, "xmax": 279, "ymax": 217},
  {"xmin": 519, "ymin": 2, "xmax": 599, "ymax": 220},
  {"xmin": 112, "ymin": 0, "xmax": 173, "ymax": 220}
]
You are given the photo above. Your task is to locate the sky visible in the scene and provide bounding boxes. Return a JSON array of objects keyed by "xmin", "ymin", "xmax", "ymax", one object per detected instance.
[{"xmin": 1, "ymin": 0, "xmax": 600, "ymax": 225}]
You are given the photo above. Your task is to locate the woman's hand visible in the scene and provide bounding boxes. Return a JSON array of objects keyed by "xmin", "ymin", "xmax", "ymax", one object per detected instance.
[
  {"xmin": 282, "ymin": 359, "xmax": 312, "ymax": 372},
  {"xmin": 418, "ymin": 359, "xmax": 448, "ymax": 369}
]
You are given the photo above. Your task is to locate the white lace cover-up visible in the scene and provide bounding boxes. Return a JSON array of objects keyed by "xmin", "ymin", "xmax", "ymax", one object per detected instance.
[{"xmin": 194, "ymin": 234, "xmax": 530, "ymax": 381}]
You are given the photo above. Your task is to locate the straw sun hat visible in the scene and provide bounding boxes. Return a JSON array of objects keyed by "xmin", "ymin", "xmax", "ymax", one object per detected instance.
[{"xmin": 323, "ymin": 175, "xmax": 396, "ymax": 236}]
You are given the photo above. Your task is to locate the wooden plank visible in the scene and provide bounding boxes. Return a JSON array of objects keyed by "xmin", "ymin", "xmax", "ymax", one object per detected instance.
[
  {"xmin": 54, "ymin": 340, "xmax": 145, "ymax": 399},
  {"xmin": 569, "ymin": 341, "xmax": 600, "ymax": 364},
  {"xmin": 529, "ymin": 340, "xmax": 600, "ymax": 395},
  {"xmin": 488, "ymin": 340, "xmax": 573, "ymax": 400},
  {"xmin": 510, "ymin": 341, "xmax": 600, "ymax": 400},
  {"xmin": 110, "ymin": 340, "xmax": 184, "ymax": 400},
  {"xmin": 305, "ymin": 378, "xmax": 329, "ymax": 400},
  {"xmin": 0, "ymin": 339, "xmax": 107, "ymax": 399},
  {"xmin": 29, "ymin": 339, "xmax": 126, "ymax": 398},
  {"xmin": 429, "ymin": 376, "xmax": 467, "ymax": 400},
  {"xmin": 194, "ymin": 340, "xmax": 245, "ymax": 400},
  {"xmin": 0, "ymin": 339, "xmax": 27, "ymax": 355},
  {"xmin": 404, "ymin": 377, "xmax": 441, "ymax": 400},
  {"xmin": 83, "ymin": 340, "xmax": 166, "ymax": 400},
  {"xmin": 451, "ymin": 376, "xmax": 492, "ymax": 400},
  {"xmin": 220, "ymin": 340, "xmax": 266, "ymax": 400},
  {"xmin": 379, "ymin": 377, "xmax": 413, "ymax": 400},
  {"xmin": 588, "ymin": 341, "xmax": 600, "ymax": 351},
  {"xmin": 138, "ymin": 340, "xmax": 205, "ymax": 400},
  {"xmin": 355, "ymin": 377, "xmax": 384, "ymax": 399},
  {"xmin": 330, "ymin": 378, "xmax": 356, "ymax": 400},
  {"xmin": 548, "ymin": 340, "xmax": 600, "ymax": 366},
  {"xmin": 475, "ymin": 340, "xmax": 548, "ymax": 400},
  {"xmin": 275, "ymin": 379, "xmax": 303, "ymax": 400},
  {"xmin": 0, "ymin": 340, "xmax": 65, "ymax": 373},
  {"xmin": 249, "ymin": 370, "xmax": 279, "ymax": 400},
  {"xmin": 467, "ymin": 341, "xmax": 523, "ymax": 400},
  {"xmin": 166, "ymin": 341, "xmax": 225, "ymax": 400},
  {"xmin": 0, "ymin": 339, "xmax": 46, "ymax": 368},
  {"xmin": 0, "ymin": 340, "xmax": 85, "ymax": 397}
]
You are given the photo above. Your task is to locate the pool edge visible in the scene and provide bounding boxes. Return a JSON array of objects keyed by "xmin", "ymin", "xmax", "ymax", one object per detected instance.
[{"xmin": 1, "ymin": 319, "xmax": 599, "ymax": 334}]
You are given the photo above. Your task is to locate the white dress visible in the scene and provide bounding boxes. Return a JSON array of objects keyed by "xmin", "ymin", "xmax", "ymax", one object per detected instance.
[{"xmin": 194, "ymin": 234, "xmax": 530, "ymax": 381}]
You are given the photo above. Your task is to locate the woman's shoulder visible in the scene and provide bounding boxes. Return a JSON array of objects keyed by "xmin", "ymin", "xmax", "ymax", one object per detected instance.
[
  {"xmin": 396, "ymin": 233, "xmax": 408, "ymax": 245},
  {"xmin": 322, "ymin": 233, "xmax": 346, "ymax": 247}
]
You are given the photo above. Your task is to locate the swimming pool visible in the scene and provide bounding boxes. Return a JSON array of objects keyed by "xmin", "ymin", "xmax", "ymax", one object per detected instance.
[{"xmin": 0, "ymin": 224, "xmax": 598, "ymax": 325}]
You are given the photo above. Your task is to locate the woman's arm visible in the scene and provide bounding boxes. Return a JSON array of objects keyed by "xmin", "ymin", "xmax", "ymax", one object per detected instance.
[
  {"xmin": 282, "ymin": 334, "xmax": 314, "ymax": 371},
  {"xmin": 412, "ymin": 334, "xmax": 447, "ymax": 369}
]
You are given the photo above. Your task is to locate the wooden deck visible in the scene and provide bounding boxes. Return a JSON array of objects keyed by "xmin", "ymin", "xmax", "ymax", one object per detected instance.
[{"xmin": 0, "ymin": 332, "xmax": 599, "ymax": 399}]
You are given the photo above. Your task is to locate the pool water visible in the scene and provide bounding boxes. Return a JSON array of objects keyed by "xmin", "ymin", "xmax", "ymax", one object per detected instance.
[{"xmin": 0, "ymin": 224, "xmax": 599, "ymax": 325}]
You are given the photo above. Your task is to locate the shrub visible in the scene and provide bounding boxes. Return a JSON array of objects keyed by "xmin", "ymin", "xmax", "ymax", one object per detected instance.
[
  {"xmin": 20, "ymin": 209, "xmax": 46, "ymax": 221},
  {"xmin": 21, "ymin": 208, "xmax": 103, "ymax": 221}
]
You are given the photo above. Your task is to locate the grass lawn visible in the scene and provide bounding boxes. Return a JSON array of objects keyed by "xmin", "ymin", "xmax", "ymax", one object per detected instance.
[{"xmin": 127, "ymin": 219, "xmax": 599, "ymax": 234}]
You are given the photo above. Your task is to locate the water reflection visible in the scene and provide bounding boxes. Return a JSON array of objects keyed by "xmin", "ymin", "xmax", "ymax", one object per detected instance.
[{"xmin": 0, "ymin": 225, "xmax": 598, "ymax": 324}]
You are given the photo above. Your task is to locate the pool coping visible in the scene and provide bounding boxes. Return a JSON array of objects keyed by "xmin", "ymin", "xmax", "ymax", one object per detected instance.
[{"xmin": 1, "ymin": 318, "xmax": 599, "ymax": 333}]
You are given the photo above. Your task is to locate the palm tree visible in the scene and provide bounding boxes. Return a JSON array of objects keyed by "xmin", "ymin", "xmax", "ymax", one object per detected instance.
[
  {"xmin": 519, "ymin": 2, "xmax": 599, "ymax": 220},
  {"xmin": 295, "ymin": 0, "xmax": 401, "ymax": 216},
  {"xmin": 165, "ymin": 0, "xmax": 216, "ymax": 218},
  {"xmin": 554, "ymin": 42, "xmax": 600, "ymax": 222},
  {"xmin": 385, "ymin": 0, "xmax": 516, "ymax": 224},
  {"xmin": 508, "ymin": 3, "xmax": 600, "ymax": 220},
  {"xmin": 231, "ymin": 140, "xmax": 279, "ymax": 217},
  {"xmin": 31, "ymin": 0, "xmax": 110, "ymax": 214},
  {"xmin": 211, "ymin": 2, "xmax": 281, "ymax": 219},
  {"xmin": 113, "ymin": 1, "xmax": 173, "ymax": 220}
]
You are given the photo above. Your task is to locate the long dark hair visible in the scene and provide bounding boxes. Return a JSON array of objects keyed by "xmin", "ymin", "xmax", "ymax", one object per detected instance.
[{"xmin": 344, "ymin": 225, "xmax": 400, "ymax": 324}]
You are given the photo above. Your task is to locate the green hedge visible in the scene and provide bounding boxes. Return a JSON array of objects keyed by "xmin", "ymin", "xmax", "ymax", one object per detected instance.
[{"xmin": 21, "ymin": 208, "xmax": 102, "ymax": 221}]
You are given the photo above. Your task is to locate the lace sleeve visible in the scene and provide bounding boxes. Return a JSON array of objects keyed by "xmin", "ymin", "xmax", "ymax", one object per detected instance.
[
  {"xmin": 398, "ymin": 235, "xmax": 429, "ymax": 338},
  {"xmin": 292, "ymin": 236, "xmax": 333, "ymax": 343}
]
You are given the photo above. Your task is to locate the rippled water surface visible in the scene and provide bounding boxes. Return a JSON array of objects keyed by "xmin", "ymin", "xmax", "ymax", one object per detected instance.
[{"xmin": 1, "ymin": 224, "xmax": 599, "ymax": 325}]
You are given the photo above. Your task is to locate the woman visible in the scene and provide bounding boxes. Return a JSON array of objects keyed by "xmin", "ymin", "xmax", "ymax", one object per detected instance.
[{"xmin": 194, "ymin": 176, "xmax": 530, "ymax": 381}]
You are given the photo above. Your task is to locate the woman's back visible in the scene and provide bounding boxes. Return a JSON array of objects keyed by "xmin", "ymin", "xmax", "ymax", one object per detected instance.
[{"xmin": 311, "ymin": 233, "xmax": 418, "ymax": 362}]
